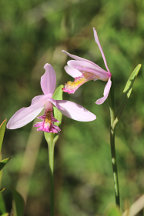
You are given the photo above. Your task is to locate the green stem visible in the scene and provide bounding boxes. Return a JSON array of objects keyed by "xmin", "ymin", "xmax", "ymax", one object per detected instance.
[
  {"xmin": 109, "ymin": 81, "xmax": 120, "ymax": 208},
  {"xmin": 48, "ymin": 135, "xmax": 55, "ymax": 216}
]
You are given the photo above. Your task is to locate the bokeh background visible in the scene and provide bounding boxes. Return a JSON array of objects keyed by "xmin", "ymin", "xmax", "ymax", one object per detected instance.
[{"xmin": 0, "ymin": 0, "xmax": 144, "ymax": 215}]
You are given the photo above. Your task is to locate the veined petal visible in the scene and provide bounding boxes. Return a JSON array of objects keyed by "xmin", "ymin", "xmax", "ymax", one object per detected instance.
[
  {"xmin": 93, "ymin": 27, "xmax": 110, "ymax": 73},
  {"xmin": 31, "ymin": 95, "xmax": 44, "ymax": 104},
  {"xmin": 96, "ymin": 78, "xmax": 112, "ymax": 105},
  {"xmin": 64, "ymin": 65, "xmax": 82, "ymax": 78},
  {"xmin": 7, "ymin": 96, "xmax": 47, "ymax": 129},
  {"xmin": 41, "ymin": 63, "xmax": 56, "ymax": 95},
  {"xmin": 68, "ymin": 60, "xmax": 109, "ymax": 81},
  {"xmin": 68, "ymin": 60, "xmax": 102, "ymax": 72},
  {"xmin": 50, "ymin": 99, "xmax": 96, "ymax": 122},
  {"xmin": 63, "ymin": 50, "xmax": 103, "ymax": 70},
  {"xmin": 62, "ymin": 50, "xmax": 96, "ymax": 65}
]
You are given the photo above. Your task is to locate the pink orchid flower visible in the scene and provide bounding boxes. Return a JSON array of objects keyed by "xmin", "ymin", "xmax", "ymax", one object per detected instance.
[
  {"xmin": 7, "ymin": 64, "xmax": 96, "ymax": 133},
  {"xmin": 62, "ymin": 27, "xmax": 112, "ymax": 105}
]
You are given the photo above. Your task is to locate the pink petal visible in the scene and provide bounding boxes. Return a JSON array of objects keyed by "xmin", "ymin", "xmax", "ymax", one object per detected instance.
[
  {"xmin": 63, "ymin": 50, "xmax": 104, "ymax": 69},
  {"xmin": 96, "ymin": 78, "xmax": 112, "ymax": 105},
  {"xmin": 68, "ymin": 60, "xmax": 103, "ymax": 72},
  {"xmin": 31, "ymin": 95, "xmax": 44, "ymax": 104},
  {"xmin": 62, "ymin": 50, "xmax": 96, "ymax": 64},
  {"xmin": 41, "ymin": 63, "xmax": 56, "ymax": 95},
  {"xmin": 50, "ymin": 99, "xmax": 96, "ymax": 122},
  {"xmin": 64, "ymin": 65, "xmax": 82, "ymax": 78},
  {"xmin": 7, "ymin": 96, "xmax": 47, "ymax": 129},
  {"xmin": 68, "ymin": 60, "xmax": 109, "ymax": 81},
  {"xmin": 93, "ymin": 27, "xmax": 110, "ymax": 72}
]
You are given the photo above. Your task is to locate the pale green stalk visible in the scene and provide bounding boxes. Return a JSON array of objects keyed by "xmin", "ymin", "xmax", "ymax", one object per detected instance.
[
  {"xmin": 45, "ymin": 134, "xmax": 59, "ymax": 216},
  {"xmin": 48, "ymin": 135, "xmax": 55, "ymax": 216},
  {"xmin": 109, "ymin": 81, "xmax": 120, "ymax": 207},
  {"xmin": 108, "ymin": 65, "xmax": 141, "ymax": 207}
]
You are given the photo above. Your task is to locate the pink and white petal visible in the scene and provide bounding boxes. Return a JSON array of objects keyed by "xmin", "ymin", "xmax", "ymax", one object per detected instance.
[
  {"xmin": 31, "ymin": 95, "xmax": 44, "ymax": 104},
  {"xmin": 64, "ymin": 65, "xmax": 82, "ymax": 78},
  {"xmin": 7, "ymin": 96, "xmax": 48, "ymax": 129},
  {"xmin": 62, "ymin": 50, "xmax": 98, "ymax": 67},
  {"xmin": 51, "ymin": 99, "xmax": 96, "ymax": 122},
  {"xmin": 41, "ymin": 63, "xmax": 56, "ymax": 95},
  {"xmin": 68, "ymin": 60, "xmax": 109, "ymax": 81},
  {"xmin": 68, "ymin": 60, "xmax": 103, "ymax": 72},
  {"xmin": 31, "ymin": 94, "xmax": 51, "ymax": 105},
  {"xmin": 7, "ymin": 105, "xmax": 44, "ymax": 129},
  {"xmin": 93, "ymin": 28, "xmax": 110, "ymax": 72},
  {"xmin": 62, "ymin": 47, "xmax": 108, "ymax": 71},
  {"xmin": 96, "ymin": 78, "xmax": 112, "ymax": 105}
]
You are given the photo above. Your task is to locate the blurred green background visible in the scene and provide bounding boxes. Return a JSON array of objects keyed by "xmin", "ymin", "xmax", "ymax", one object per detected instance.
[{"xmin": 0, "ymin": 0, "xmax": 144, "ymax": 215}]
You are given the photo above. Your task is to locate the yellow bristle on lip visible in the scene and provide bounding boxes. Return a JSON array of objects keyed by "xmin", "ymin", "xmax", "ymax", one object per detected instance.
[
  {"xmin": 65, "ymin": 77, "xmax": 87, "ymax": 90},
  {"xmin": 45, "ymin": 111, "xmax": 52, "ymax": 124}
]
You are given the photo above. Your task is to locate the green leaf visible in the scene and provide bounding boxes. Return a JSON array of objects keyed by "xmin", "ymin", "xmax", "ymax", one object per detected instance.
[
  {"xmin": 0, "ymin": 193, "xmax": 6, "ymax": 214},
  {"xmin": 1, "ymin": 214, "xmax": 9, "ymax": 216},
  {"xmin": 44, "ymin": 132, "xmax": 59, "ymax": 148},
  {"xmin": 0, "ymin": 120, "xmax": 7, "ymax": 187},
  {"xmin": 0, "ymin": 120, "xmax": 7, "ymax": 153},
  {"xmin": 12, "ymin": 190, "xmax": 25, "ymax": 216},
  {"xmin": 53, "ymin": 135, "xmax": 59, "ymax": 146},
  {"xmin": 53, "ymin": 85, "xmax": 63, "ymax": 126},
  {"xmin": 53, "ymin": 84, "xmax": 64, "ymax": 100},
  {"xmin": 44, "ymin": 133, "xmax": 54, "ymax": 146},
  {"xmin": 106, "ymin": 205, "xmax": 121, "ymax": 216},
  {"xmin": 0, "ymin": 158, "xmax": 10, "ymax": 171},
  {"xmin": 123, "ymin": 64, "xmax": 141, "ymax": 98}
]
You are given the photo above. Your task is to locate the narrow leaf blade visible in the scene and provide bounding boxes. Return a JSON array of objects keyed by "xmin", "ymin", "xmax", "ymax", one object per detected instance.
[
  {"xmin": 0, "ymin": 193, "xmax": 6, "ymax": 214},
  {"xmin": 1, "ymin": 214, "xmax": 9, "ymax": 216},
  {"xmin": 0, "ymin": 120, "xmax": 7, "ymax": 153},
  {"xmin": 123, "ymin": 64, "xmax": 141, "ymax": 98},
  {"xmin": 0, "ymin": 158, "xmax": 10, "ymax": 171},
  {"xmin": 12, "ymin": 190, "xmax": 25, "ymax": 216}
]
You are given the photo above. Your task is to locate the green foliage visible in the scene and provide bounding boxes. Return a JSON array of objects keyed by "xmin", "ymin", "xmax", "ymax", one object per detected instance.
[
  {"xmin": 0, "ymin": 158, "xmax": 10, "ymax": 171},
  {"xmin": 106, "ymin": 205, "xmax": 121, "ymax": 216},
  {"xmin": 44, "ymin": 133, "xmax": 54, "ymax": 147},
  {"xmin": 0, "ymin": 120, "xmax": 7, "ymax": 153},
  {"xmin": 12, "ymin": 190, "xmax": 25, "ymax": 216},
  {"xmin": 0, "ymin": 120, "xmax": 7, "ymax": 215},
  {"xmin": 0, "ymin": 120, "xmax": 9, "ymax": 175},
  {"xmin": 53, "ymin": 84, "xmax": 64, "ymax": 126},
  {"xmin": 0, "ymin": 193, "xmax": 6, "ymax": 214},
  {"xmin": 1, "ymin": 214, "xmax": 9, "ymax": 216},
  {"xmin": 123, "ymin": 64, "xmax": 141, "ymax": 98}
]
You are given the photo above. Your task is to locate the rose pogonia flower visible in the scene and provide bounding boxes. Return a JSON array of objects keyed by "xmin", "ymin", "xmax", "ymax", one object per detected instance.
[
  {"xmin": 7, "ymin": 64, "xmax": 96, "ymax": 133},
  {"xmin": 62, "ymin": 27, "xmax": 112, "ymax": 105}
]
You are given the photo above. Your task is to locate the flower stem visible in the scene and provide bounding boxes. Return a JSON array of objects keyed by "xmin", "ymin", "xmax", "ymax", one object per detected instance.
[
  {"xmin": 48, "ymin": 134, "xmax": 55, "ymax": 216},
  {"xmin": 109, "ymin": 81, "xmax": 120, "ymax": 208}
]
